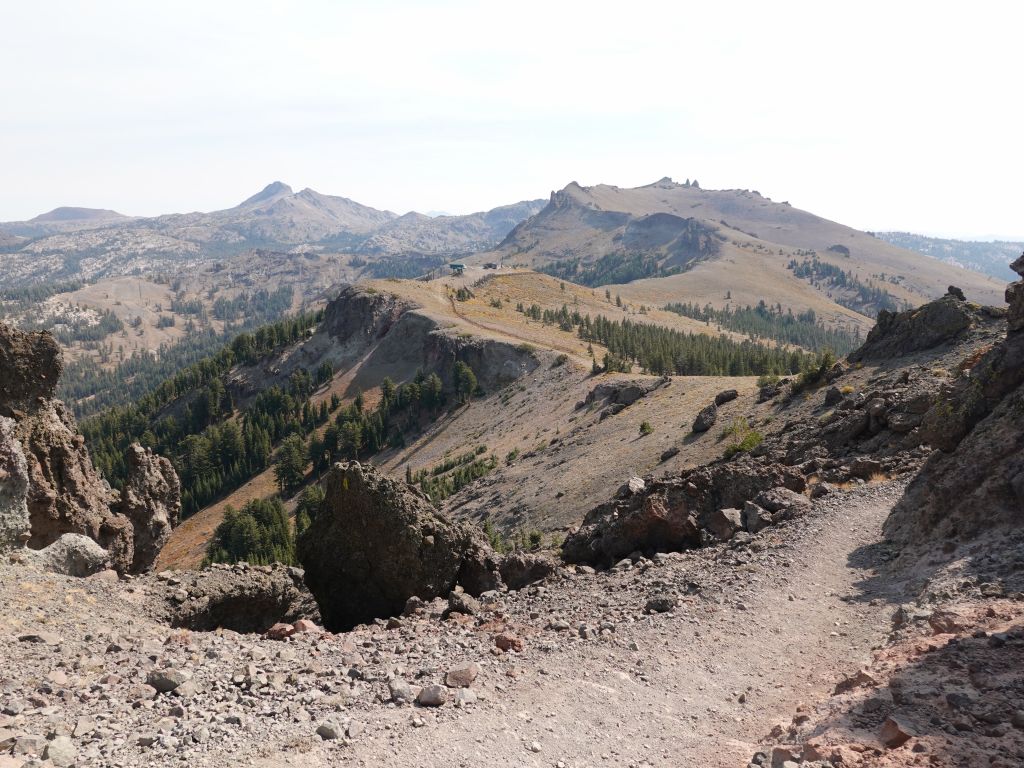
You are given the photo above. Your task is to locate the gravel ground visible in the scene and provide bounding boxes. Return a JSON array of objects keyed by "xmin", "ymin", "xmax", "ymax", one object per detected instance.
[{"xmin": 1, "ymin": 481, "xmax": 907, "ymax": 767}]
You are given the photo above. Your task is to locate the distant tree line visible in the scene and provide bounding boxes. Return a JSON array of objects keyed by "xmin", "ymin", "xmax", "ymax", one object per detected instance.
[
  {"xmin": 0, "ymin": 280, "xmax": 85, "ymax": 306},
  {"xmin": 51, "ymin": 308, "xmax": 125, "ymax": 344},
  {"xmin": 211, "ymin": 286, "xmax": 294, "ymax": 322},
  {"xmin": 663, "ymin": 300, "xmax": 860, "ymax": 354},
  {"xmin": 540, "ymin": 253, "xmax": 684, "ymax": 287},
  {"xmin": 788, "ymin": 257, "xmax": 905, "ymax": 315},
  {"xmin": 516, "ymin": 302, "xmax": 817, "ymax": 376}
]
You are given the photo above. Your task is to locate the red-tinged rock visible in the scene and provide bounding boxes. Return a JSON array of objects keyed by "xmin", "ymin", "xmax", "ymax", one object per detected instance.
[
  {"xmin": 495, "ymin": 632, "xmax": 523, "ymax": 652},
  {"xmin": 880, "ymin": 716, "xmax": 913, "ymax": 748},
  {"xmin": 266, "ymin": 622, "xmax": 295, "ymax": 640},
  {"xmin": 445, "ymin": 662, "xmax": 481, "ymax": 688},
  {"xmin": 293, "ymin": 618, "xmax": 321, "ymax": 634},
  {"xmin": 770, "ymin": 746, "xmax": 800, "ymax": 767},
  {"xmin": 833, "ymin": 668, "xmax": 879, "ymax": 694}
]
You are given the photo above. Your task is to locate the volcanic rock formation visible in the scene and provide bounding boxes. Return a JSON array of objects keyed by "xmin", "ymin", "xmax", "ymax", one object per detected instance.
[
  {"xmin": 889, "ymin": 255, "xmax": 1024, "ymax": 540},
  {"xmin": 298, "ymin": 461, "xmax": 505, "ymax": 630},
  {"xmin": 0, "ymin": 322, "xmax": 180, "ymax": 572}
]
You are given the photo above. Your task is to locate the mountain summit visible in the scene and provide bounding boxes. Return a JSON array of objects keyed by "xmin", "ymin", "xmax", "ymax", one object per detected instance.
[{"xmin": 237, "ymin": 181, "xmax": 295, "ymax": 209}]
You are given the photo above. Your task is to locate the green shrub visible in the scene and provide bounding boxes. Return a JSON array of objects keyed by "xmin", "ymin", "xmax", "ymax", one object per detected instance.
[
  {"xmin": 722, "ymin": 418, "xmax": 763, "ymax": 459},
  {"xmin": 639, "ymin": 420, "xmax": 654, "ymax": 436}
]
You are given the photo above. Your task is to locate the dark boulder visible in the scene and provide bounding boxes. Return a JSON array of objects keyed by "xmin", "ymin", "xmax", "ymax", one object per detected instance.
[
  {"xmin": 692, "ymin": 403, "xmax": 718, "ymax": 433},
  {"xmin": 714, "ymin": 389, "xmax": 738, "ymax": 406},
  {"xmin": 499, "ymin": 551, "xmax": 557, "ymax": 589},
  {"xmin": 151, "ymin": 562, "xmax": 319, "ymax": 633},
  {"xmin": 562, "ymin": 456, "xmax": 806, "ymax": 566},
  {"xmin": 297, "ymin": 462, "xmax": 502, "ymax": 631}
]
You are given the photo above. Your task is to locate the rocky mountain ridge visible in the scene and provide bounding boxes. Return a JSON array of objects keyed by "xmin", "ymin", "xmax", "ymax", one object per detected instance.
[{"xmin": 0, "ymin": 185, "xmax": 544, "ymax": 286}]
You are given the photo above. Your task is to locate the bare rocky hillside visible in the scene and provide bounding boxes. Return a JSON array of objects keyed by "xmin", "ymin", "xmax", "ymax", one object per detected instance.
[{"xmin": 484, "ymin": 178, "xmax": 1004, "ymax": 317}]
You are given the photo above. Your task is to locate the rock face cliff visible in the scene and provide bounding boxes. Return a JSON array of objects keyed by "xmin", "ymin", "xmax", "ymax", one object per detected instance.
[
  {"xmin": 0, "ymin": 323, "xmax": 180, "ymax": 572},
  {"xmin": 888, "ymin": 257, "xmax": 1024, "ymax": 541},
  {"xmin": 847, "ymin": 289, "xmax": 992, "ymax": 362},
  {"xmin": 323, "ymin": 285, "xmax": 538, "ymax": 394}
]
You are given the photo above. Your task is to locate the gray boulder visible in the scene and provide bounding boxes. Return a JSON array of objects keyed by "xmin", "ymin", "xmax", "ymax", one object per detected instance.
[
  {"xmin": 742, "ymin": 501, "xmax": 772, "ymax": 533},
  {"xmin": 25, "ymin": 533, "xmax": 110, "ymax": 577},
  {"xmin": 705, "ymin": 508, "xmax": 742, "ymax": 541},
  {"xmin": 751, "ymin": 488, "xmax": 812, "ymax": 520},
  {"xmin": 499, "ymin": 551, "xmax": 556, "ymax": 589},
  {"xmin": 0, "ymin": 415, "xmax": 30, "ymax": 552},
  {"xmin": 115, "ymin": 444, "xmax": 181, "ymax": 572}
]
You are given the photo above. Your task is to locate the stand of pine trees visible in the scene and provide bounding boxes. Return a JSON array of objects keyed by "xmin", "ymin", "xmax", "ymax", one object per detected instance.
[
  {"xmin": 81, "ymin": 310, "xmax": 327, "ymax": 517},
  {"xmin": 663, "ymin": 299, "xmax": 860, "ymax": 354},
  {"xmin": 204, "ymin": 498, "xmax": 296, "ymax": 566},
  {"xmin": 59, "ymin": 287, "xmax": 307, "ymax": 417},
  {"xmin": 787, "ymin": 256, "xmax": 905, "ymax": 314},
  {"xmin": 309, "ymin": 370, "xmax": 448, "ymax": 473},
  {"xmin": 516, "ymin": 303, "xmax": 816, "ymax": 376}
]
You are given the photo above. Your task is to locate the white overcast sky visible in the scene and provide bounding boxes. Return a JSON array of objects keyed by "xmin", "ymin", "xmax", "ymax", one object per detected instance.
[{"xmin": 2, "ymin": 1, "xmax": 1021, "ymax": 238}]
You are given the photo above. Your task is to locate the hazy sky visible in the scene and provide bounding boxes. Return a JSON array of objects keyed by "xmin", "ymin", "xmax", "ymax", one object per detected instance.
[{"xmin": 3, "ymin": 1, "xmax": 1021, "ymax": 238}]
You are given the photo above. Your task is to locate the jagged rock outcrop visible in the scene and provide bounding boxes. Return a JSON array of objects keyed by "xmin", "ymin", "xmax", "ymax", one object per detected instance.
[
  {"xmin": 0, "ymin": 324, "xmax": 62, "ymax": 406},
  {"xmin": 323, "ymin": 285, "xmax": 411, "ymax": 346},
  {"xmin": 0, "ymin": 322, "xmax": 181, "ymax": 573},
  {"xmin": 889, "ymin": 255, "xmax": 1024, "ymax": 541},
  {"xmin": 115, "ymin": 444, "xmax": 181, "ymax": 572},
  {"xmin": 847, "ymin": 290, "xmax": 984, "ymax": 362},
  {"xmin": 562, "ymin": 457, "xmax": 807, "ymax": 566},
  {"xmin": 0, "ymin": 323, "xmax": 130, "ymax": 564},
  {"xmin": 298, "ymin": 461, "xmax": 504, "ymax": 631}
]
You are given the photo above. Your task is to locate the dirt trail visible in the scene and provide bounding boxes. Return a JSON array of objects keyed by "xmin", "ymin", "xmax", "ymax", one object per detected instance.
[{"xmin": 333, "ymin": 483, "xmax": 902, "ymax": 767}]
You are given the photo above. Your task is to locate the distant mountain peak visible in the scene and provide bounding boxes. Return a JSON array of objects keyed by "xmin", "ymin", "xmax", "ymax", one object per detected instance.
[
  {"xmin": 238, "ymin": 181, "xmax": 294, "ymax": 208},
  {"xmin": 30, "ymin": 206, "xmax": 126, "ymax": 223}
]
